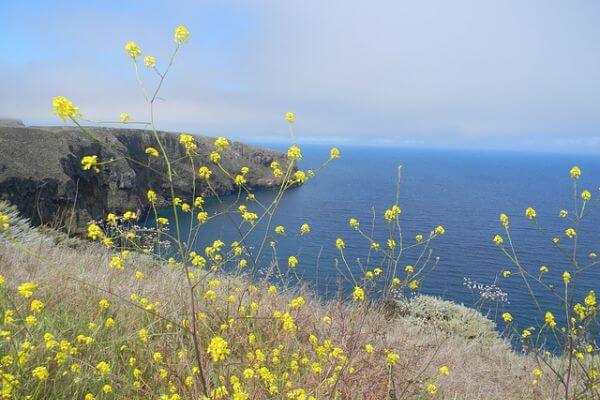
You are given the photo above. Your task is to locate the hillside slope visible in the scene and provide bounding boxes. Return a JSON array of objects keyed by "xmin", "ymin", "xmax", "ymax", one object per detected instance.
[{"xmin": 0, "ymin": 200, "xmax": 548, "ymax": 399}]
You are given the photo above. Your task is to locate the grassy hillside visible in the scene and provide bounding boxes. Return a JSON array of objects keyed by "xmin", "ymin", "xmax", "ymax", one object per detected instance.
[{"xmin": 0, "ymin": 201, "xmax": 554, "ymax": 399}]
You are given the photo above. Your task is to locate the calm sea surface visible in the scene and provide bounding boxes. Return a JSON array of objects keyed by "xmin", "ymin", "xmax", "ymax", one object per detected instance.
[{"xmin": 151, "ymin": 144, "xmax": 600, "ymax": 334}]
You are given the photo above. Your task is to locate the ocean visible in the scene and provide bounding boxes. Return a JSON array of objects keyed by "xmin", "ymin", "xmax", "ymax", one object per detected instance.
[{"xmin": 151, "ymin": 144, "xmax": 600, "ymax": 334}]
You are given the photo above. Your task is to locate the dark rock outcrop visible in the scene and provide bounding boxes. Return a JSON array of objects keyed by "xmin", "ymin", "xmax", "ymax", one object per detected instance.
[{"xmin": 0, "ymin": 124, "xmax": 289, "ymax": 233}]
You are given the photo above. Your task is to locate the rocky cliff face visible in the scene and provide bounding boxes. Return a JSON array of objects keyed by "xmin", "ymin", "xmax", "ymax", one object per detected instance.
[{"xmin": 0, "ymin": 122, "xmax": 289, "ymax": 233}]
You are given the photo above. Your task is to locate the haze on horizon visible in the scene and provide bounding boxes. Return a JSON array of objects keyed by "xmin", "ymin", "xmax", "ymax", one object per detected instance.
[{"xmin": 1, "ymin": 0, "xmax": 600, "ymax": 153}]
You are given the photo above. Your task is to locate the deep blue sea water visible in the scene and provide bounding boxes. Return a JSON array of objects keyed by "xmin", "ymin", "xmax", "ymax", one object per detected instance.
[{"xmin": 151, "ymin": 144, "xmax": 600, "ymax": 335}]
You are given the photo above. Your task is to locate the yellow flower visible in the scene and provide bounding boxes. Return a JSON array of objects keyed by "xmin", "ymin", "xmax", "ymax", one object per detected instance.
[
  {"xmin": 336, "ymin": 238, "xmax": 345, "ymax": 250},
  {"xmin": 300, "ymin": 223, "xmax": 311, "ymax": 234},
  {"xmin": 582, "ymin": 190, "xmax": 592, "ymax": 201},
  {"xmin": 500, "ymin": 213, "xmax": 509, "ymax": 227},
  {"xmin": 275, "ymin": 225, "xmax": 285, "ymax": 234},
  {"xmin": 124, "ymin": 41, "xmax": 142, "ymax": 58},
  {"xmin": 386, "ymin": 352, "xmax": 400, "ymax": 366},
  {"xmin": 179, "ymin": 133, "xmax": 197, "ymax": 153},
  {"xmin": 352, "ymin": 286, "xmax": 365, "ymax": 302},
  {"xmin": 52, "ymin": 96, "xmax": 81, "ymax": 121},
  {"xmin": 290, "ymin": 296, "xmax": 305, "ymax": 309},
  {"xmin": 502, "ymin": 313, "xmax": 513, "ymax": 323},
  {"xmin": 288, "ymin": 256, "xmax": 298, "ymax": 269},
  {"xmin": 565, "ymin": 228, "xmax": 576, "ymax": 238},
  {"xmin": 349, "ymin": 218, "xmax": 359, "ymax": 230},
  {"xmin": 502, "ymin": 270, "xmax": 511, "ymax": 278},
  {"xmin": 207, "ymin": 336, "xmax": 230, "ymax": 363},
  {"xmin": 17, "ymin": 282, "xmax": 38, "ymax": 298},
  {"xmin": 0, "ymin": 213, "xmax": 9, "ymax": 229},
  {"xmin": 106, "ymin": 213, "xmax": 117, "ymax": 225},
  {"xmin": 585, "ymin": 290, "xmax": 596, "ymax": 307},
  {"xmin": 174, "ymin": 25, "xmax": 190, "ymax": 45},
  {"xmin": 25, "ymin": 315, "xmax": 37, "ymax": 326},
  {"xmin": 234, "ymin": 174, "xmax": 246, "ymax": 186},
  {"xmin": 293, "ymin": 170, "xmax": 307, "ymax": 183},
  {"xmin": 322, "ymin": 316, "xmax": 332, "ymax": 324},
  {"xmin": 214, "ymin": 137, "xmax": 230, "ymax": 151},
  {"xmin": 32, "ymin": 366, "xmax": 49, "ymax": 381},
  {"xmin": 415, "ymin": 234, "xmax": 423, "ymax": 242},
  {"xmin": 198, "ymin": 166, "xmax": 212, "ymax": 180},
  {"xmin": 426, "ymin": 384, "xmax": 437, "ymax": 395},
  {"xmin": 81, "ymin": 155, "xmax": 100, "ymax": 173},
  {"xmin": 197, "ymin": 211, "xmax": 208, "ymax": 224},
  {"xmin": 102, "ymin": 384, "xmax": 112, "ymax": 394},
  {"xmin": 439, "ymin": 365, "xmax": 450, "ymax": 376},
  {"xmin": 408, "ymin": 280, "xmax": 419, "ymax": 290},
  {"xmin": 435, "ymin": 225, "xmax": 445, "ymax": 235},
  {"xmin": 540, "ymin": 265, "xmax": 549, "ymax": 273},
  {"xmin": 405, "ymin": 265, "xmax": 414, "ymax": 274},
  {"xmin": 285, "ymin": 112, "xmax": 295, "ymax": 123},
  {"xmin": 139, "ymin": 328, "xmax": 149, "ymax": 342},
  {"xmin": 545, "ymin": 312, "xmax": 556, "ymax": 328},
  {"xmin": 123, "ymin": 211, "xmax": 138, "ymax": 221},
  {"xmin": 147, "ymin": 189, "xmax": 157, "ymax": 203},
  {"xmin": 559, "ymin": 209, "xmax": 568, "ymax": 218},
  {"xmin": 95, "ymin": 361, "xmax": 111, "ymax": 376},
  {"xmin": 30, "ymin": 300, "xmax": 44, "ymax": 313},
  {"xmin": 287, "ymin": 145, "xmax": 302, "ymax": 161},
  {"xmin": 330, "ymin": 147, "xmax": 340, "ymax": 159},
  {"xmin": 204, "ymin": 290, "xmax": 217, "ymax": 301},
  {"xmin": 109, "ymin": 256, "xmax": 123, "ymax": 270},
  {"xmin": 210, "ymin": 151, "xmax": 221, "ymax": 163},
  {"xmin": 155, "ymin": 217, "xmax": 168, "ymax": 226},
  {"xmin": 145, "ymin": 147, "xmax": 159, "ymax": 157},
  {"xmin": 493, "ymin": 234, "xmax": 504, "ymax": 245},
  {"xmin": 570, "ymin": 166, "xmax": 581, "ymax": 179},
  {"xmin": 144, "ymin": 55, "xmax": 156, "ymax": 68},
  {"xmin": 87, "ymin": 223, "xmax": 103, "ymax": 240},
  {"xmin": 384, "ymin": 204, "xmax": 401, "ymax": 222},
  {"xmin": 563, "ymin": 271, "xmax": 571, "ymax": 285},
  {"xmin": 119, "ymin": 113, "xmax": 130, "ymax": 123},
  {"xmin": 365, "ymin": 344, "xmax": 374, "ymax": 353},
  {"xmin": 525, "ymin": 207, "xmax": 536, "ymax": 220},
  {"xmin": 98, "ymin": 298, "xmax": 110, "ymax": 310}
]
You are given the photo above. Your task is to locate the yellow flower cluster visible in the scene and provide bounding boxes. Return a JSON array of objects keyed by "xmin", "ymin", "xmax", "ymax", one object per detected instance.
[
  {"xmin": 52, "ymin": 96, "xmax": 81, "ymax": 121},
  {"xmin": 81, "ymin": 155, "xmax": 100, "ymax": 173}
]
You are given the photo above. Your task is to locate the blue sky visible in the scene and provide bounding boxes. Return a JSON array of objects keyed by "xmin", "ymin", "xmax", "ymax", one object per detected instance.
[{"xmin": 2, "ymin": 0, "xmax": 600, "ymax": 152}]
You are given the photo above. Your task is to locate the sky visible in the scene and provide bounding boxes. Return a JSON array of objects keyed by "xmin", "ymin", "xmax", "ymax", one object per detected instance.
[{"xmin": 1, "ymin": 0, "xmax": 600, "ymax": 152}]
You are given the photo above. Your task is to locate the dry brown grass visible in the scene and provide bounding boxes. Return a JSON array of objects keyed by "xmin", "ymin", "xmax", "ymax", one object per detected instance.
[{"xmin": 0, "ymin": 215, "xmax": 560, "ymax": 399}]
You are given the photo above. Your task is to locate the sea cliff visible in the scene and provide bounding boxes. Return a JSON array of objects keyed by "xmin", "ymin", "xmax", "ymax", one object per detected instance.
[{"xmin": 0, "ymin": 120, "xmax": 288, "ymax": 232}]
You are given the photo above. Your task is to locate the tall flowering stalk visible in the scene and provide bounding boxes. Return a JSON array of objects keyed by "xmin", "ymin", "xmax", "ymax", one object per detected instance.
[{"xmin": 495, "ymin": 166, "xmax": 600, "ymax": 399}]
